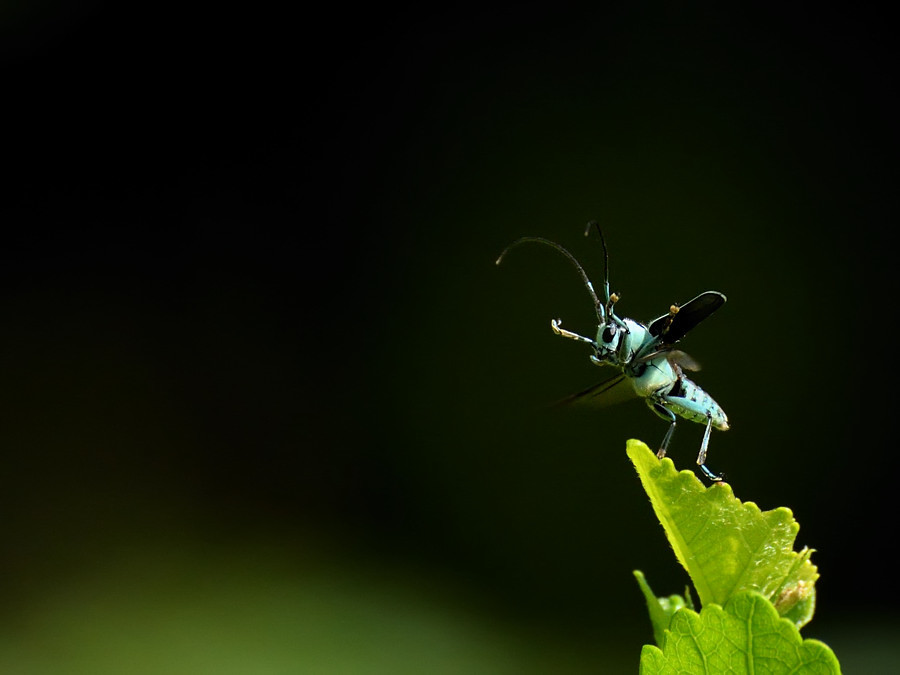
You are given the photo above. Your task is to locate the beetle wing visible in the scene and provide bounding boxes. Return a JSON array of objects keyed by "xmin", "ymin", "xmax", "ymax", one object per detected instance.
[
  {"xmin": 634, "ymin": 348, "xmax": 702, "ymax": 372},
  {"xmin": 667, "ymin": 349, "xmax": 702, "ymax": 372},
  {"xmin": 551, "ymin": 372, "xmax": 636, "ymax": 409},
  {"xmin": 647, "ymin": 291, "xmax": 726, "ymax": 344}
]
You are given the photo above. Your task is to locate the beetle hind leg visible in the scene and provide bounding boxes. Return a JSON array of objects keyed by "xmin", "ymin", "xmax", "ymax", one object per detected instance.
[{"xmin": 697, "ymin": 413, "xmax": 724, "ymax": 482}]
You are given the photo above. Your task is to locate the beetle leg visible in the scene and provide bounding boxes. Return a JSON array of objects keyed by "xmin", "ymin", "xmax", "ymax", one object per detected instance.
[
  {"xmin": 697, "ymin": 413, "xmax": 724, "ymax": 482},
  {"xmin": 550, "ymin": 319, "xmax": 598, "ymax": 347},
  {"xmin": 647, "ymin": 400, "xmax": 677, "ymax": 458}
]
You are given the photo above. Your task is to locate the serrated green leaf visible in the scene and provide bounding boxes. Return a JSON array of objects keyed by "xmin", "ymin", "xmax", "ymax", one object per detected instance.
[
  {"xmin": 639, "ymin": 591, "xmax": 841, "ymax": 674},
  {"xmin": 627, "ymin": 439, "xmax": 818, "ymax": 628},
  {"xmin": 634, "ymin": 570, "xmax": 690, "ymax": 647}
]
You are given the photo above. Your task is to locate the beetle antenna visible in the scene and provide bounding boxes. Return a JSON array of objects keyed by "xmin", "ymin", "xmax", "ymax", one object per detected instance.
[
  {"xmin": 496, "ymin": 236, "xmax": 604, "ymax": 322},
  {"xmin": 585, "ymin": 221, "xmax": 628, "ymax": 329},
  {"xmin": 584, "ymin": 221, "xmax": 612, "ymax": 305}
]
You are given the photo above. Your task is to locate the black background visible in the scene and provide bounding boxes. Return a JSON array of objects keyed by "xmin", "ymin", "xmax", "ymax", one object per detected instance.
[{"xmin": 2, "ymin": 3, "xmax": 898, "ymax": 671}]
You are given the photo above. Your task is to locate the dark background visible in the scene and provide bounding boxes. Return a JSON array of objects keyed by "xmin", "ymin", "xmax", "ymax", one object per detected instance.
[{"xmin": 1, "ymin": 3, "xmax": 897, "ymax": 671}]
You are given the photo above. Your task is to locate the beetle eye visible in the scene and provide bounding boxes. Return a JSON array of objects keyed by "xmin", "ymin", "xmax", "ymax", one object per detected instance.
[{"xmin": 601, "ymin": 324, "xmax": 617, "ymax": 344}]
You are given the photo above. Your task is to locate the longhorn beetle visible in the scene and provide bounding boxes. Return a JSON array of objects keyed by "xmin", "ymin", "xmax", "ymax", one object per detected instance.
[{"xmin": 496, "ymin": 222, "xmax": 729, "ymax": 481}]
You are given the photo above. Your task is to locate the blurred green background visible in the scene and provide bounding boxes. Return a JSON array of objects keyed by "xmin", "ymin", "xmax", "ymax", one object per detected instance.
[{"xmin": 2, "ymin": 3, "xmax": 898, "ymax": 672}]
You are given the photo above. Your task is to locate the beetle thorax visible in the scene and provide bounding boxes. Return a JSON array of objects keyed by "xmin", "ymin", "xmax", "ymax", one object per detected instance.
[{"xmin": 593, "ymin": 317, "xmax": 648, "ymax": 366}]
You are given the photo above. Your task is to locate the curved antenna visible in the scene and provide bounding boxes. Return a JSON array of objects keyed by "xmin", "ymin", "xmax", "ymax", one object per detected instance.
[{"xmin": 496, "ymin": 236, "xmax": 604, "ymax": 322}]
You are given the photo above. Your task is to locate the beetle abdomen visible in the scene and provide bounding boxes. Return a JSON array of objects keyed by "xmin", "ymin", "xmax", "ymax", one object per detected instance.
[{"xmin": 664, "ymin": 377, "xmax": 729, "ymax": 430}]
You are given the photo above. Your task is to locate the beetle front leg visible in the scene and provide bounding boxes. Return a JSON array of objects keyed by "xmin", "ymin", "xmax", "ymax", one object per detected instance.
[{"xmin": 550, "ymin": 319, "xmax": 598, "ymax": 347}]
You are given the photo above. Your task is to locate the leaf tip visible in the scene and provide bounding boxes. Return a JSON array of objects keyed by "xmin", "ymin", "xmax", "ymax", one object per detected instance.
[{"xmin": 626, "ymin": 438, "xmax": 653, "ymax": 457}]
